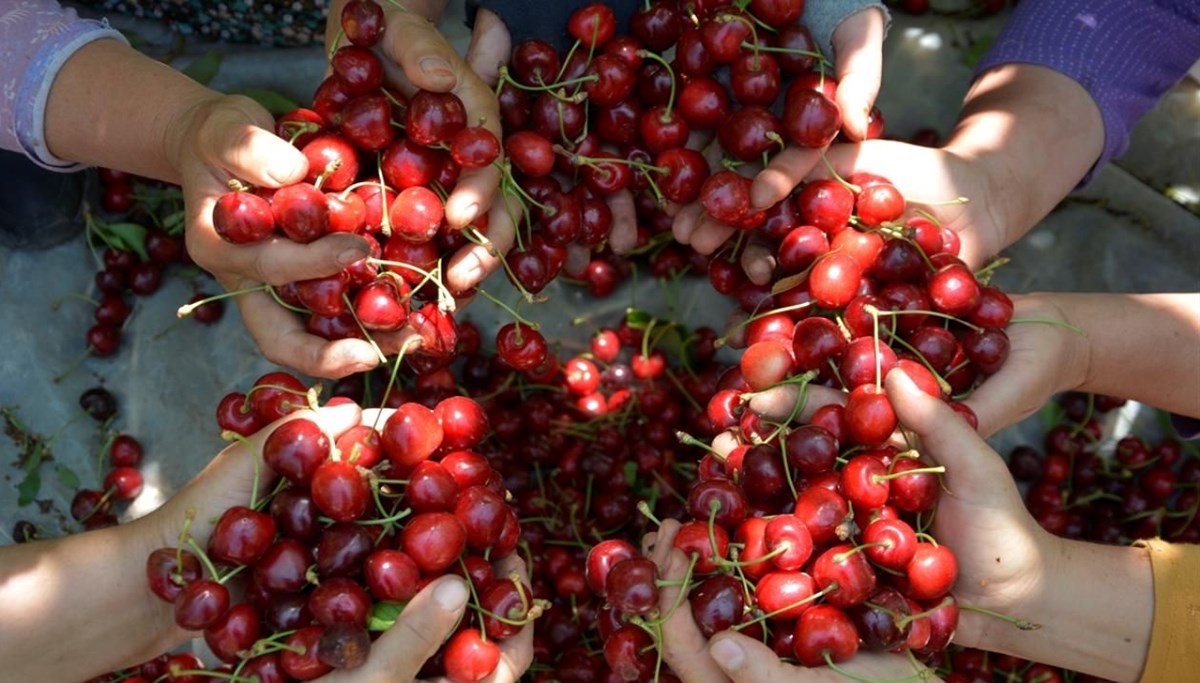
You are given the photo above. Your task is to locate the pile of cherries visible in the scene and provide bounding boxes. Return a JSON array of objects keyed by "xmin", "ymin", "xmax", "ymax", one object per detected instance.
[
  {"xmin": 85, "ymin": 170, "xmax": 211, "ymax": 360},
  {"xmin": 137, "ymin": 377, "xmax": 531, "ymax": 682},
  {"xmin": 66, "ymin": 385, "xmax": 149, "ymax": 532}
]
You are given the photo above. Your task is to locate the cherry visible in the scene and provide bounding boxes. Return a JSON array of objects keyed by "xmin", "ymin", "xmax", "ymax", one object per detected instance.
[
  {"xmin": 86, "ymin": 323, "xmax": 121, "ymax": 356},
  {"xmin": 213, "ymin": 188, "xmax": 275, "ymax": 243},
  {"xmin": 364, "ymin": 549, "xmax": 420, "ymax": 602},
  {"xmin": 568, "ymin": 2, "xmax": 617, "ymax": 48},
  {"xmin": 381, "ymin": 403, "xmax": 444, "ymax": 467},
  {"xmin": 785, "ymin": 88, "xmax": 842, "ymax": 148},
  {"xmin": 604, "ymin": 624, "xmax": 657, "ymax": 681},
  {"xmin": 307, "ymin": 576, "xmax": 372, "ymax": 628},
  {"xmin": 270, "ymin": 488, "xmax": 320, "ymax": 542},
  {"xmin": 389, "ymin": 186, "xmax": 444, "ymax": 243},
  {"xmin": 751, "ymin": 0, "xmax": 805, "ymax": 26},
  {"xmin": 785, "ymin": 424, "xmax": 839, "ymax": 475},
  {"xmin": 454, "ymin": 485, "xmax": 509, "ymax": 551},
  {"xmin": 318, "ymin": 623, "xmax": 371, "ymax": 671},
  {"xmin": 863, "ymin": 517, "xmax": 918, "ymax": 571},
  {"xmin": 584, "ymin": 54, "xmax": 636, "ymax": 108},
  {"xmin": 352, "ymin": 278, "xmax": 408, "ymax": 331},
  {"xmin": 341, "ymin": 0, "xmax": 385, "ymax": 47},
  {"xmin": 962, "ymin": 327, "xmax": 1010, "ymax": 375},
  {"xmin": 311, "ymin": 460, "xmax": 370, "ymax": 522},
  {"xmin": 434, "ymin": 396, "xmax": 488, "ymax": 450},
  {"xmin": 301, "ymin": 135, "xmax": 359, "ymax": 192},
  {"xmin": 793, "ymin": 486, "xmax": 850, "ymax": 547},
  {"xmin": 763, "ymin": 514, "xmax": 814, "ymax": 571},
  {"xmin": 340, "ymin": 94, "xmax": 395, "ymax": 151},
  {"xmin": 717, "ymin": 106, "xmax": 784, "ymax": 161},
  {"xmin": 331, "ymin": 45, "xmax": 383, "ymax": 96},
  {"xmin": 108, "ymin": 433, "xmax": 143, "ymax": 467},
  {"xmin": 791, "ymin": 317, "xmax": 848, "ymax": 371},
  {"xmin": 295, "ymin": 271, "xmax": 351, "ymax": 316},
  {"xmin": 796, "ymin": 179, "xmax": 854, "ymax": 234},
  {"xmin": 495, "ymin": 323, "xmax": 548, "ymax": 372},
  {"xmin": 586, "ymin": 539, "xmax": 638, "ymax": 597},
  {"xmin": 844, "ymin": 384, "xmax": 897, "ymax": 446},
  {"xmin": 209, "ymin": 506, "xmax": 277, "ymax": 566},
  {"xmin": 271, "ymin": 182, "xmax": 329, "ymax": 243},
  {"xmin": 809, "ymin": 252, "xmax": 863, "ymax": 308},
  {"xmin": 174, "ymin": 578, "xmax": 230, "ymax": 630},
  {"xmin": 677, "ymin": 77, "xmax": 729, "ymax": 129},
  {"xmin": 690, "ymin": 574, "xmax": 745, "ymax": 638},
  {"xmin": 381, "ymin": 138, "xmax": 443, "ymax": 189},
  {"xmin": 281, "ymin": 626, "xmax": 334, "ymax": 680},
  {"xmin": 700, "ymin": 170, "xmax": 751, "ymax": 223},
  {"xmin": 928, "ymin": 263, "xmax": 981, "ymax": 316},
  {"xmin": 316, "ymin": 523, "xmax": 374, "ymax": 578},
  {"xmin": 793, "ymin": 604, "xmax": 859, "ymax": 666},
  {"xmin": 851, "ymin": 586, "xmax": 912, "ymax": 651},
  {"xmin": 146, "ymin": 547, "xmax": 202, "ymax": 603},
  {"xmin": 263, "ymin": 418, "xmax": 331, "ymax": 485},
  {"xmin": 905, "ymin": 543, "xmax": 958, "ymax": 600},
  {"xmin": 402, "ymin": 512, "xmax": 467, "ymax": 573},
  {"xmin": 406, "ymin": 90, "xmax": 468, "ymax": 147},
  {"xmin": 451, "ymin": 126, "xmax": 502, "ymax": 169},
  {"xmin": 753, "ymin": 570, "xmax": 816, "ymax": 621},
  {"xmin": 605, "ymin": 557, "xmax": 659, "ymax": 615},
  {"xmin": 731, "ymin": 52, "xmax": 782, "ymax": 107},
  {"xmin": 740, "ymin": 340, "xmax": 793, "ymax": 391},
  {"xmin": 205, "ymin": 603, "xmax": 262, "ymax": 663}
]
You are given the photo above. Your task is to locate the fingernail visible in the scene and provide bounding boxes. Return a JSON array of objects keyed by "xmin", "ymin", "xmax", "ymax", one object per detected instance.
[
  {"xmin": 337, "ymin": 247, "xmax": 368, "ymax": 266},
  {"xmin": 420, "ymin": 57, "xmax": 453, "ymax": 81},
  {"xmin": 710, "ymin": 638, "xmax": 745, "ymax": 671},
  {"xmin": 268, "ymin": 157, "xmax": 305, "ymax": 185},
  {"xmin": 434, "ymin": 578, "xmax": 469, "ymax": 612},
  {"xmin": 460, "ymin": 202, "xmax": 480, "ymax": 226}
]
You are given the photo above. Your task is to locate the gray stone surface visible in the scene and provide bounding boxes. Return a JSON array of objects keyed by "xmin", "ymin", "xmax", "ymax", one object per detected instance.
[{"xmin": 2, "ymin": 4, "xmax": 1197, "ymax": 545}]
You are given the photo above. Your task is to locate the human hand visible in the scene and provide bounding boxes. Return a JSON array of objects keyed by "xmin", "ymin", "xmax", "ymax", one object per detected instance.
[
  {"xmin": 883, "ymin": 367, "xmax": 1052, "ymax": 645},
  {"xmin": 961, "ymin": 294, "xmax": 1089, "ymax": 437},
  {"xmin": 644, "ymin": 520, "xmax": 937, "ymax": 683}
]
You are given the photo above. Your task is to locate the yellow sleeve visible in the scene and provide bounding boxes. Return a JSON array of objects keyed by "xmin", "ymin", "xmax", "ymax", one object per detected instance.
[{"xmin": 1135, "ymin": 538, "xmax": 1200, "ymax": 683}]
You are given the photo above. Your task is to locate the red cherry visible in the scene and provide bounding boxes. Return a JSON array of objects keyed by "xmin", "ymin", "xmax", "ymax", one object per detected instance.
[
  {"xmin": 213, "ymin": 189, "xmax": 275, "ymax": 243},
  {"xmin": 793, "ymin": 604, "xmax": 859, "ymax": 666},
  {"xmin": 381, "ymin": 403, "xmax": 444, "ymax": 468},
  {"xmin": 311, "ymin": 460, "xmax": 370, "ymax": 522},
  {"xmin": 401, "ymin": 512, "xmax": 467, "ymax": 573},
  {"xmin": 568, "ymin": 2, "xmax": 617, "ymax": 48}
]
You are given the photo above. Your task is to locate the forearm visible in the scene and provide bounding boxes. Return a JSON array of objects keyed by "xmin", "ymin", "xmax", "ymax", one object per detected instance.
[
  {"xmin": 0, "ymin": 519, "xmax": 186, "ymax": 681},
  {"xmin": 43, "ymin": 38, "xmax": 219, "ymax": 183},
  {"xmin": 1056, "ymin": 292, "xmax": 1200, "ymax": 418},
  {"xmin": 959, "ymin": 538, "xmax": 1153, "ymax": 683},
  {"xmin": 944, "ymin": 64, "xmax": 1104, "ymax": 256}
]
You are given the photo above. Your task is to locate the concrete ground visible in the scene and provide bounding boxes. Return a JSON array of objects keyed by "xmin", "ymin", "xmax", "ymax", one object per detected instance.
[{"xmin": 1, "ymin": 3, "xmax": 1197, "ymax": 550}]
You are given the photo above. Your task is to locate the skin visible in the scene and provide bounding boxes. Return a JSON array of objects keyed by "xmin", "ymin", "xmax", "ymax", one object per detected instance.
[
  {"xmin": 0, "ymin": 403, "xmax": 533, "ymax": 682},
  {"xmin": 652, "ymin": 369, "xmax": 1157, "ymax": 683},
  {"xmin": 41, "ymin": 4, "xmax": 516, "ymax": 379}
]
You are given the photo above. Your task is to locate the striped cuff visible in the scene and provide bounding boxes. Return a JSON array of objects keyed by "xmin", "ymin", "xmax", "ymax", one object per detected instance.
[{"xmin": 14, "ymin": 18, "xmax": 129, "ymax": 172}]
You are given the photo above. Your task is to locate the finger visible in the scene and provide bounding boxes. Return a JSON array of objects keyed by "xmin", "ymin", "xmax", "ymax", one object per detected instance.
[
  {"xmin": 884, "ymin": 368, "xmax": 1013, "ymax": 498},
  {"xmin": 445, "ymin": 193, "xmax": 520, "ymax": 294},
  {"xmin": 476, "ymin": 555, "xmax": 535, "ymax": 683},
  {"xmin": 606, "ymin": 190, "xmax": 638, "ymax": 254},
  {"xmin": 447, "ymin": 164, "xmax": 502, "ymax": 230},
  {"xmin": 831, "ymin": 8, "xmax": 886, "ymax": 141},
  {"xmin": 199, "ymin": 95, "xmax": 309, "ymax": 187},
  {"xmin": 321, "ymin": 575, "xmax": 469, "ymax": 682},
  {"xmin": 466, "ymin": 9, "xmax": 512, "ymax": 88},
  {"xmin": 747, "ymin": 384, "xmax": 847, "ymax": 422},
  {"xmin": 750, "ymin": 145, "xmax": 821, "ymax": 210},
  {"xmin": 740, "ymin": 242, "xmax": 776, "ymax": 286},
  {"xmin": 690, "ymin": 216, "xmax": 736, "ymax": 256},
  {"xmin": 672, "ymin": 203, "xmax": 703, "ymax": 246},
  {"xmin": 380, "ymin": 12, "xmax": 460, "ymax": 92},
  {"xmin": 652, "ymin": 527, "xmax": 729, "ymax": 683},
  {"xmin": 710, "ymin": 632, "xmax": 928, "ymax": 682},
  {"xmin": 184, "ymin": 217, "xmax": 370, "ymax": 287},
  {"xmin": 234, "ymin": 289, "xmax": 383, "ymax": 378}
]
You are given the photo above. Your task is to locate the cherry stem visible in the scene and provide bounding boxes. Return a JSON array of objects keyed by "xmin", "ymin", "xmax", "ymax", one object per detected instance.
[
  {"xmin": 675, "ymin": 431, "xmax": 722, "ymax": 458},
  {"xmin": 914, "ymin": 531, "xmax": 939, "ymax": 546},
  {"xmin": 875, "ymin": 465, "xmax": 945, "ymax": 483},
  {"xmin": 885, "ymin": 331, "xmax": 954, "ymax": 396},
  {"xmin": 474, "ymin": 286, "xmax": 540, "ymax": 330},
  {"xmin": 833, "ymin": 542, "xmax": 888, "ymax": 563},
  {"xmin": 819, "ymin": 151, "xmax": 862, "ymax": 194},
  {"xmin": 741, "ymin": 41, "xmax": 829, "ymax": 65},
  {"xmin": 716, "ymin": 301, "xmax": 814, "ymax": 348},
  {"xmin": 372, "ymin": 336, "xmax": 420, "ymax": 432},
  {"xmin": 637, "ymin": 500, "xmax": 663, "ymax": 527},
  {"xmin": 637, "ymin": 49, "xmax": 678, "ymax": 117},
  {"xmin": 342, "ymin": 293, "xmax": 389, "ymax": 365},
  {"xmin": 733, "ymin": 584, "xmax": 836, "ymax": 629},
  {"xmin": 498, "ymin": 67, "xmax": 598, "ymax": 94},
  {"xmin": 185, "ymin": 537, "xmax": 223, "ymax": 583},
  {"xmin": 178, "ymin": 285, "xmax": 269, "ymax": 318},
  {"xmin": 959, "ymin": 603, "xmax": 1043, "ymax": 631},
  {"xmin": 873, "ymin": 307, "xmax": 981, "ymax": 333},
  {"xmin": 822, "ymin": 651, "xmax": 930, "ymax": 683},
  {"xmin": 52, "ymin": 345, "xmax": 94, "ymax": 384},
  {"xmin": 366, "ymin": 258, "xmax": 457, "ymax": 313},
  {"xmin": 894, "ymin": 595, "xmax": 954, "ymax": 629}
]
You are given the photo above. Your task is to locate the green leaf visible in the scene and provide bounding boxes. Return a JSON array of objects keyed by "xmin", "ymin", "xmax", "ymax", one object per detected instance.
[
  {"xmin": 104, "ymin": 222, "xmax": 150, "ymax": 262},
  {"xmin": 624, "ymin": 308, "xmax": 654, "ymax": 330},
  {"xmin": 235, "ymin": 88, "xmax": 300, "ymax": 116},
  {"xmin": 961, "ymin": 34, "xmax": 996, "ymax": 70},
  {"xmin": 368, "ymin": 600, "xmax": 407, "ymax": 631},
  {"xmin": 623, "ymin": 460, "xmax": 638, "ymax": 487},
  {"xmin": 54, "ymin": 463, "xmax": 81, "ymax": 490},
  {"xmin": 182, "ymin": 51, "xmax": 223, "ymax": 86},
  {"xmin": 161, "ymin": 210, "xmax": 186, "ymax": 236},
  {"xmin": 16, "ymin": 469, "xmax": 41, "ymax": 506},
  {"xmin": 1039, "ymin": 400, "xmax": 1065, "ymax": 431}
]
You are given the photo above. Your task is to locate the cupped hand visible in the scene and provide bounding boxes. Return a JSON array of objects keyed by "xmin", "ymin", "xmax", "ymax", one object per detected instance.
[
  {"xmin": 962, "ymin": 294, "xmax": 1089, "ymax": 437},
  {"xmin": 645, "ymin": 521, "xmax": 933, "ymax": 683},
  {"xmin": 884, "ymin": 368, "xmax": 1052, "ymax": 646}
]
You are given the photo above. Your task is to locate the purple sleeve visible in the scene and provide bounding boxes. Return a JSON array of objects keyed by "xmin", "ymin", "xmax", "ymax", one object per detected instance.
[
  {"xmin": 1, "ymin": 1, "xmax": 129, "ymax": 172},
  {"xmin": 976, "ymin": 0, "xmax": 1200, "ymax": 185}
]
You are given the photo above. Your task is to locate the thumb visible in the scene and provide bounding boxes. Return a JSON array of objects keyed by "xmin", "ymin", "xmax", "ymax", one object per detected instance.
[
  {"xmin": 466, "ymin": 8, "xmax": 512, "ymax": 88},
  {"xmin": 203, "ymin": 95, "xmax": 308, "ymax": 187},
  {"xmin": 707, "ymin": 632, "xmax": 797, "ymax": 683},
  {"xmin": 830, "ymin": 8, "xmax": 885, "ymax": 141},
  {"xmin": 884, "ymin": 368, "xmax": 1012, "ymax": 498},
  {"xmin": 323, "ymin": 575, "xmax": 469, "ymax": 681},
  {"xmin": 381, "ymin": 11, "xmax": 460, "ymax": 93}
]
